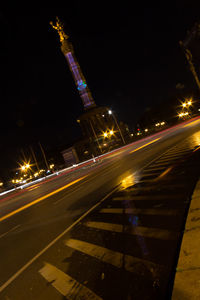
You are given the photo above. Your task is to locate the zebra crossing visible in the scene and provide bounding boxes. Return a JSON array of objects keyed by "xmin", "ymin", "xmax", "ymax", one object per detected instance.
[{"xmin": 37, "ymin": 138, "xmax": 199, "ymax": 299}]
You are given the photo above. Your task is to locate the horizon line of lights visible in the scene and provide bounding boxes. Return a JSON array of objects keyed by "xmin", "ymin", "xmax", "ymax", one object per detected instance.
[
  {"xmin": 155, "ymin": 121, "xmax": 166, "ymax": 127},
  {"xmin": 178, "ymin": 111, "xmax": 189, "ymax": 118}
]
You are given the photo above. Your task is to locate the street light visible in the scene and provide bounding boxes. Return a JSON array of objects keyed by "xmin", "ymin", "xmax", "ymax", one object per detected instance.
[
  {"xmin": 107, "ymin": 109, "xmax": 125, "ymax": 144},
  {"xmin": 103, "ymin": 132, "xmax": 108, "ymax": 137},
  {"xmin": 20, "ymin": 162, "xmax": 31, "ymax": 173},
  {"xmin": 102, "ymin": 130, "xmax": 114, "ymax": 138},
  {"xmin": 181, "ymin": 98, "xmax": 192, "ymax": 108}
]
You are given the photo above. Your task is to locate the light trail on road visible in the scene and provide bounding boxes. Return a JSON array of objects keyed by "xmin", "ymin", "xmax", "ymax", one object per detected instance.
[{"xmin": 0, "ymin": 175, "xmax": 87, "ymax": 223}]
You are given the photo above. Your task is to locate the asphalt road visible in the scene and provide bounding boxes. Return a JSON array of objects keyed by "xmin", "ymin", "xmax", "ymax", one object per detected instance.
[{"xmin": 1, "ymin": 117, "xmax": 200, "ymax": 299}]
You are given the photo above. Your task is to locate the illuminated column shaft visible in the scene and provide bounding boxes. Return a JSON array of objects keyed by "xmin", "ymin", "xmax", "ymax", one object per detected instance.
[{"xmin": 61, "ymin": 41, "xmax": 96, "ymax": 110}]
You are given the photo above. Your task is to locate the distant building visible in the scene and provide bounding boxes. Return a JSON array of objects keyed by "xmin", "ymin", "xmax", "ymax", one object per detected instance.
[{"xmin": 61, "ymin": 147, "xmax": 79, "ymax": 167}]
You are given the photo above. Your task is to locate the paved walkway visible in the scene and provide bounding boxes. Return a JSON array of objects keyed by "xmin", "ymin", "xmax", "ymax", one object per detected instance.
[{"xmin": 172, "ymin": 178, "xmax": 200, "ymax": 300}]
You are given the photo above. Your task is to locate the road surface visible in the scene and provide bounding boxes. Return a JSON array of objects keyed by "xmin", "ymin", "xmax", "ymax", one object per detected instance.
[{"xmin": 1, "ymin": 117, "xmax": 200, "ymax": 299}]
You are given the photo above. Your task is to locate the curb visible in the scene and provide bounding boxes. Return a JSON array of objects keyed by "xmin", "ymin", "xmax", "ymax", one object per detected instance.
[{"xmin": 172, "ymin": 177, "xmax": 200, "ymax": 299}]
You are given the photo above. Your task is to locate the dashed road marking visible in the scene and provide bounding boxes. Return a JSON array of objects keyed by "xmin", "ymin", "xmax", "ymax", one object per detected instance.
[
  {"xmin": 0, "ymin": 224, "xmax": 21, "ymax": 239},
  {"xmin": 39, "ymin": 262, "xmax": 102, "ymax": 300},
  {"xmin": 85, "ymin": 221, "xmax": 178, "ymax": 240}
]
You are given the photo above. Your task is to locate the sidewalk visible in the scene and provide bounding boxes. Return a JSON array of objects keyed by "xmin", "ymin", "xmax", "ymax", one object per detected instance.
[{"xmin": 172, "ymin": 178, "xmax": 200, "ymax": 299}]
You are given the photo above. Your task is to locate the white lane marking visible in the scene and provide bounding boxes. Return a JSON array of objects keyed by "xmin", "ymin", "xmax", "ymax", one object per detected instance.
[
  {"xmin": 85, "ymin": 221, "xmax": 178, "ymax": 240},
  {"xmin": 39, "ymin": 262, "xmax": 102, "ymax": 300},
  {"xmin": 99, "ymin": 208, "xmax": 177, "ymax": 216},
  {"xmin": 65, "ymin": 238, "xmax": 162, "ymax": 277},
  {"xmin": 0, "ymin": 186, "xmax": 119, "ymax": 293},
  {"xmin": 0, "ymin": 225, "xmax": 21, "ymax": 239}
]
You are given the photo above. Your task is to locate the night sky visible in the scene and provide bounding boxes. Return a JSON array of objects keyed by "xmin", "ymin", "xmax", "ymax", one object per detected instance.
[{"xmin": 0, "ymin": 1, "xmax": 200, "ymax": 179}]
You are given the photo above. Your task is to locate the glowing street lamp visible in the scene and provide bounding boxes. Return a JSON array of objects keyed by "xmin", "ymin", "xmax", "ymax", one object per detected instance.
[
  {"xmin": 182, "ymin": 102, "xmax": 187, "ymax": 108},
  {"xmin": 103, "ymin": 130, "xmax": 114, "ymax": 138},
  {"xmin": 103, "ymin": 131, "xmax": 108, "ymax": 138},
  {"xmin": 107, "ymin": 109, "xmax": 125, "ymax": 144},
  {"xmin": 181, "ymin": 98, "xmax": 192, "ymax": 108},
  {"xmin": 21, "ymin": 162, "xmax": 31, "ymax": 172}
]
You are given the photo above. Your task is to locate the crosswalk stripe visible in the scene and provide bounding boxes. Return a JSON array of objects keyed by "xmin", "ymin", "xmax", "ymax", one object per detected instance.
[
  {"xmin": 86, "ymin": 221, "xmax": 122, "ymax": 233},
  {"xmin": 141, "ymin": 171, "xmax": 161, "ymax": 175},
  {"xmin": 144, "ymin": 167, "xmax": 166, "ymax": 172},
  {"xmin": 164, "ymin": 151, "xmax": 189, "ymax": 156},
  {"xmin": 39, "ymin": 262, "xmax": 102, "ymax": 300},
  {"xmin": 153, "ymin": 161, "xmax": 170, "ymax": 166},
  {"xmin": 140, "ymin": 173, "xmax": 158, "ymax": 178},
  {"xmin": 99, "ymin": 208, "xmax": 177, "ymax": 215},
  {"xmin": 65, "ymin": 238, "xmax": 162, "ymax": 277},
  {"xmin": 125, "ymin": 182, "xmax": 185, "ymax": 193},
  {"xmin": 112, "ymin": 195, "xmax": 178, "ymax": 200},
  {"xmin": 168, "ymin": 148, "xmax": 191, "ymax": 152},
  {"xmin": 156, "ymin": 157, "xmax": 179, "ymax": 162},
  {"xmin": 85, "ymin": 221, "xmax": 178, "ymax": 240},
  {"xmin": 161, "ymin": 152, "xmax": 188, "ymax": 156},
  {"xmin": 161, "ymin": 154, "xmax": 183, "ymax": 159}
]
